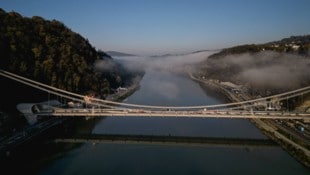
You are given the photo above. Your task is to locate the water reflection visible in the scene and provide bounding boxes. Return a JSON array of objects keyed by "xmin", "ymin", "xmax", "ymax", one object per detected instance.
[
  {"xmin": 37, "ymin": 61, "xmax": 309, "ymax": 175},
  {"xmin": 93, "ymin": 70, "xmax": 265, "ymax": 139}
]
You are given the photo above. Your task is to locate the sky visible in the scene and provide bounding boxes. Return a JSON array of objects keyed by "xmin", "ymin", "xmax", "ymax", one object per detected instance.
[{"xmin": 1, "ymin": 0, "xmax": 310, "ymax": 55}]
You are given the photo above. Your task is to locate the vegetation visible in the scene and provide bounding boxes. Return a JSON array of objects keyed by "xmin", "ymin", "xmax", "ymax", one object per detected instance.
[
  {"xmin": 195, "ymin": 35, "xmax": 310, "ymax": 96},
  {"xmin": 0, "ymin": 8, "xmax": 137, "ymax": 97},
  {"xmin": 209, "ymin": 35, "xmax": 310, "ymax": 59}
]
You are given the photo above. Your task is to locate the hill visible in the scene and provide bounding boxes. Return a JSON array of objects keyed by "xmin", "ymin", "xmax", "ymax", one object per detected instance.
[
  {"xmin": 0, "ymin": 8, "xmax": 137, "ymax": 97},
  {"xmin": 209, "ymin": 35, "xmax": 310, "ymax": 59},
  {"xmin": 195, "ymin": 35, "xmax": 310, "ymax": 96}
]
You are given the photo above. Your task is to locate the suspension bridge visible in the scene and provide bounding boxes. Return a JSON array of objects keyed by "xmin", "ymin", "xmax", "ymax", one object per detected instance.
[{"xmin": 1, "ymin": 69, "xmax": 310, "ymax": 120}]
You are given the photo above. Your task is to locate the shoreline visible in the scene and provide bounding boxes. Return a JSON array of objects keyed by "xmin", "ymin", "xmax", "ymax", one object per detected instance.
[
  {"xmin": 188, "ymin": 71, "xmax": 310, "ymax": 168},
  {"xmin": 0, "ymin": 74, "xmax": 144, "ymax": 158},
  {"xmin": 106, "ymin": 75, "xmax": 143, "ymax": 102}
]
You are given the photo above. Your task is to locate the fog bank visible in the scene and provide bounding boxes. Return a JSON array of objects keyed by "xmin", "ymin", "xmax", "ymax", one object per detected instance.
[
  {"xmin": 111, "ymin": 51, "xmax": 215, "ymax": 99},
  {"xmin": 210, "ymin": 51, "xmax": 310, "ymax": 90},
  {"xmin": 114, "ymin": 50, "xmax": 216, "ymax": 74}
]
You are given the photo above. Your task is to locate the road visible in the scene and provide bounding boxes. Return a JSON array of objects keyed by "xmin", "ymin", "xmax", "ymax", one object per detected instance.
[
  {"xmin": 0, "ymin": 118, "xmax": 66, "ymax": 157},
  {"xmin": 37, "ymin": 108, "xmax": 310, "ymax": 120}
]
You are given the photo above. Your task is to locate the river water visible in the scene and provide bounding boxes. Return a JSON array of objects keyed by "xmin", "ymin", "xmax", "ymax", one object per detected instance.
[{"xmin": 32, "ymin": 68, "xmax": 309, "ymax": 175}]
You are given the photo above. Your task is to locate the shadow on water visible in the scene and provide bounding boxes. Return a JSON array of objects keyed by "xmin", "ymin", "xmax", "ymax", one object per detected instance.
[
  {"xmin": 1, "ymin": 66, "xmax": 309, "ymax": 174},
  {"xmin": 0, "ymin": 117, "xmax": 104, "ymax": 174},
  {"xmin": 54, "ymin": 133, "xmax": 277, "ymax": 147},
  {"xmin": 0, "ymin": 76, "xmax": 106, "ymax": 173}
]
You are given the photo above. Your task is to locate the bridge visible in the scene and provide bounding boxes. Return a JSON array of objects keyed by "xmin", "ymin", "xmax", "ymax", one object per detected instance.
[{"xmin": 1, "ymin": 69, "xmax": 310, "ymax": 120}]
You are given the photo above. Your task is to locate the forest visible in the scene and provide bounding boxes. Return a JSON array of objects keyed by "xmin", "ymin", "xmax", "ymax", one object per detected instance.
[{"xmin": 0, "ymin": 8, "xmax": 138, "ymax": 97}]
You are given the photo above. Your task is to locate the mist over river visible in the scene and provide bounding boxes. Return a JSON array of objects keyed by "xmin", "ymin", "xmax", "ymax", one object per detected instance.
[
  {"xmin": 37, "ymin": 61, "xmax": 308, "ymax": 174},
  {"xmin": 93, "ymin": 69, "xmax": 265, "ymax": 138},
  {"xmin": 2, "ymin": 53, "xmax": 308, "ymax": 174}
]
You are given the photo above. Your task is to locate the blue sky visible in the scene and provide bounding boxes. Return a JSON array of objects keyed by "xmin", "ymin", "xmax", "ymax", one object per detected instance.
[{"xmin": 1, "ymin": 0, "xmax": 310, "ymax": 55}]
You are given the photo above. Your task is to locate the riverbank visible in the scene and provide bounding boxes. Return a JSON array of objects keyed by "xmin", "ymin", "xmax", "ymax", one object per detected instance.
[
  {"xmin": 188, "ymin": 72, "xmax": 310, "ymax": 168},
  {"xmin": 106, "ymin": 75, "xmax": 143, "ymax": 102},
  {"xmin": 0, "ymin": 73, "xmax": 144, "ymax": 159}
]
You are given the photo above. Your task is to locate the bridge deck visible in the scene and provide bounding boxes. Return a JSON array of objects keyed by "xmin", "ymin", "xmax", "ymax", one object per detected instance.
[
  {"xmin": 1, "ymin": 69, "xmax": 310, "ymax": 120},
  {"xmin": 37, "ymin": 108, "xmax": 310, "ymax": 119}
]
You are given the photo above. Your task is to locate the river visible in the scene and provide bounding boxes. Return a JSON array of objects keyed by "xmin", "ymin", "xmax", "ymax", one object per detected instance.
[
  {"xmin": 34, "ymin": 68, "xmax": 308, "ymax": 175},
  {"xmin": 3, "ymin": 63, "xmax": 309, "ymax": 174}
]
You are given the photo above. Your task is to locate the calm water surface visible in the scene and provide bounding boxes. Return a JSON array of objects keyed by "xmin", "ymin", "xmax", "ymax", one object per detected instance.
[{"xmin": 37, "ymin": 70, "xmax": 309, "ymax": 174}]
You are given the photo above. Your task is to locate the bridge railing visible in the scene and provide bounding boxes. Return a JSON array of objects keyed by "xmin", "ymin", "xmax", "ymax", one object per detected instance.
[{"xmin": 1, "ymin": 69, "xmax": 310, "ymax": 111}]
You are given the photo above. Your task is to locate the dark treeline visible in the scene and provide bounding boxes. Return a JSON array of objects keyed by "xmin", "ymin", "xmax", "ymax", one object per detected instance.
[
  {"xmin": 195, "ymin": 35, "xmax": 310, "ymax": 96},
  {"xmin": 0, "ymin": 8, "xmax": 138, "ymax": 97},
  {"xmin": 209, "ymin": 35, "xmax": 310, "ymax": 59}
]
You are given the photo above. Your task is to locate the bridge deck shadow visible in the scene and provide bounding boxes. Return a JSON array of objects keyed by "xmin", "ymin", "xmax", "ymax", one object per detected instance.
[{"xmin": 54, "ymin": 134, "xmax": 277, "ymax": 148}]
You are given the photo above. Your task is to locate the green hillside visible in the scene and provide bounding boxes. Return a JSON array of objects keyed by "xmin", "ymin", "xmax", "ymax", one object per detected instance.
[
  {"xmin": 195, "ymin": 35, "xmax": 310, "ymax": 96},
  {"xmin": 0, "ymin": 8, "xmax": 135, "ymax": 97}
]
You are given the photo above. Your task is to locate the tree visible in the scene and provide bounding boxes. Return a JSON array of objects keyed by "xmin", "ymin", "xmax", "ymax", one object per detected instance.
[{"xmin": 0, "ymin": 8, "xmax": 135, "ymax": 97}]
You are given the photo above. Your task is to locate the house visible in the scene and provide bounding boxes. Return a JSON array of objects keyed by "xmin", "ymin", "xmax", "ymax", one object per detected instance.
[{"xmin": 116, "ymin": 87, "xmax": 127, "ymax": 92}]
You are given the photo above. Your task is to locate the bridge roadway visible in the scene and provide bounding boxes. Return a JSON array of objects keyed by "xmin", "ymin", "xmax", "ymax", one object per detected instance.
[
  {"xmin": 1, "ymin": 69, "xmax": 310, "ymax": 119},
  {"xmin": 37, "ymin": 108, "xmax": 310, "ymax": 120},
  {"xmin": 0, "ymin": 118, "xmax": 66, "ymax": 158},
  {"xmin": 1, "ymin": 69, "xmax": 310, "ymax": 110}
]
